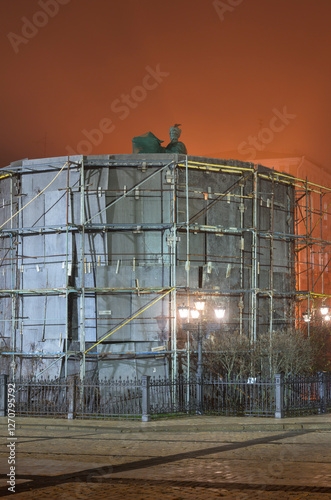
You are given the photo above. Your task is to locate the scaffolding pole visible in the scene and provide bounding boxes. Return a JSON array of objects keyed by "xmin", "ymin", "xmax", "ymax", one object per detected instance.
[{"xmin": 79, "ymin": 158, "xmax": 86, "ymax": 380}]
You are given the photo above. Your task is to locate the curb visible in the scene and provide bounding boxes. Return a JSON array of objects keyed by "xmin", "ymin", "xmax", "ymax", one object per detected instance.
[{"xmin": 1, "ymin": 419, "xmax": 331, "ymax": 433}]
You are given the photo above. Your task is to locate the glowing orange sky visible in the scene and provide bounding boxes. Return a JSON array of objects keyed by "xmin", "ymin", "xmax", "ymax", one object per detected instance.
[{"xmin": 1, "ymin": 0, "xmax": 331, "ymax": 168}]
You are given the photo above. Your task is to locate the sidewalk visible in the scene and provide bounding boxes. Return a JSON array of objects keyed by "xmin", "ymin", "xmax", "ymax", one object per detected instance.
[
  {"xmin": 1, "ymin": 412, "xmax": 331, "ymax": 432},
  {"xmin": 1, "ymin": 413, "xmax": 330, "ymax": 499}
]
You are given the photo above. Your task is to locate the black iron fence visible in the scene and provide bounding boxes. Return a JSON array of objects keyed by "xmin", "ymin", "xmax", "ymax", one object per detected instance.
[
  {"xmin": 202, "ymin": 376, "xmax": 276, "ymax": 417},
  {"xmin": 0, "ymin": 373, "xmax": 330, "ymax": 421},
  {"xmin": 283, "ymin": 373, "xmax": 331, "ymax": 416}
]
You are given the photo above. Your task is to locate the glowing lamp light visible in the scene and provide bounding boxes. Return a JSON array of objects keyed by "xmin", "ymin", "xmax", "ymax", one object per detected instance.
[
  {"xmin": 321, "ymin": 307, "xmax": 329, "ymax": 316},
  {"xmin": 190, "ymin": 309, "xmax": 200, "ymax": 319},
  {"xmin": 178, "ymin": 306, "xmax": 190, "ymax": 319},
  {"xmin": 214, "ymin": 307, "xmax": 226, "ymax": 319},
  {"xmin": 325, "ymin": 314, "xmax": 330, "ymax": 321},
  {"xmin": 194, "ymin": 300, "xmax": 205, "ymax": 311},
  {"xmin": 303, "ymin": 314, "xmax": 311, "ymax": 323}
]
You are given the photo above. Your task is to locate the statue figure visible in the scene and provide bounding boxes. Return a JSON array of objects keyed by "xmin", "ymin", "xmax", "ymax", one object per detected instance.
[
  {"xmin": 132, "ymin": 124, "xmax": 187, "ymax": 154},
  {"xmin": 165, "ymin": 124, "xmax": 187, "ymax": 154}
]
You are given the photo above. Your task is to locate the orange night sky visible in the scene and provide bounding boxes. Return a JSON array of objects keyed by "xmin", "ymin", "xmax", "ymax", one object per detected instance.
[{"xmin": 1, "ymin": 0, "xmax": 331, "ymax": 169}]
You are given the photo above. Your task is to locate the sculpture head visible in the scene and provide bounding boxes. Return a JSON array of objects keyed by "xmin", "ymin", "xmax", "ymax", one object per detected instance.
[{"xmin": 169, "ymin": 124, "xmax": 182, "ymax": 142}]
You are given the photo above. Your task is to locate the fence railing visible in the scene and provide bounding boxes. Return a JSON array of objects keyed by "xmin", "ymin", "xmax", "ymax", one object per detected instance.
[
  {"xmin": 202, "ymin": 376, "xmax": 276, "ymax": 417},
  {"xmin": 283, "ymin": 373, "xmax": 331, "ymax": 416},
  {"xmin": 0, "ymin": 373, "xmax": 330, "ymax": 421}
]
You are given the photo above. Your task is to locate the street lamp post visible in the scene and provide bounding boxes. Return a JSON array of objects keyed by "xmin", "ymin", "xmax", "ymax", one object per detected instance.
[
  {"xmin": 194, "ymin": 299, "xmax": 205, "ymax": 379},
  {"xmin": 178, "ymin": 300, "xmax": 226, "ymax": 377},
  {"xmin": 178, "ymin": 299, "xmax": 226, "ymax": 414},
  {"xmin": 197, "ymin": 321, "xmax": 203, "ymax": 378}
]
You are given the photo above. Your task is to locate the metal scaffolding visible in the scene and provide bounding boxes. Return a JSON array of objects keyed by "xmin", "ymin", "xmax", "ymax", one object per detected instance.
[
  {"xmin": 294, "ymin": 175, "xmax": 331, "ymax": 331},
  {"xmin": 0, "ymin": 154, "xmax": 330, "ymax": 379}
]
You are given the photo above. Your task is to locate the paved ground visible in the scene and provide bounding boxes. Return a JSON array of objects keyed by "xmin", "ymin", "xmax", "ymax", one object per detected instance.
[{"xmin": 0, "ymin": 414, "xmax": 330, "ymax": 499}]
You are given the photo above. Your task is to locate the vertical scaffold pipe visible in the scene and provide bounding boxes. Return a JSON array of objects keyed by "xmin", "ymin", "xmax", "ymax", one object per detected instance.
[
  {"xmin": 80, "ymin": 157, "xmax": 86, "ymax": 380},
  {"xmin": 171, "ymin": 161, "xmax": 177, "ymax": 379},
  {"xmin": 252, "ymin": 169, "xmax": 258, "ymax": 342}
]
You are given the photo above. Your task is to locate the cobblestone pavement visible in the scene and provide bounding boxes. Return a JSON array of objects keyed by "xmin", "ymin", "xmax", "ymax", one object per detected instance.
[{"xmin": 0, "ymin": 416, "xmax": 330, "ymax": 499}]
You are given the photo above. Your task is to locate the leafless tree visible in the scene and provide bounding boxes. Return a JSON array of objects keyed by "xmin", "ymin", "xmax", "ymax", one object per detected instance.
[
  {"xmin": 202, "ymin": 328, "xmax": 313, "ymax": 378},
  {"xmin": 203, "ymin": 330, "xmax": 251, "ymax": 379},
  {"xmin": 304, "ymin": 321, "xmax": 331, "ymax": 372},
  {"xmin": 264, "ymin": 329, "xmax": 312, "ymax": 377}
]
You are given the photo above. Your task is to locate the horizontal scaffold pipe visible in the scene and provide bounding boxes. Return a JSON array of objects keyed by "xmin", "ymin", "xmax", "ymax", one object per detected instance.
[
  {"xmin": 297, "ymin": 292, "xmax": 331, "ymax": 299},
  {"xmin": 0, "ymin": 225, "xmax": 305, "ymax": 242},
  {"xmin": 1, "ymin": 350, "xmax": 182, "ymax": 358},
  {"xmin": 84, "ymin": 160, "xmax": 174, "ymax": 168},
  {"xmin": 0, "ymin": 165, "xmax": 69, "ymax": 176},
  {"xmin": 178, "ymin": 161, "xmax": 254, "ymax": 174},
  {"xmin": 177, "ymin": 288, "xmax": 298, "ymax": 296},
  {"xmin": 0, "ymin": 288, "xmax": 73, "ymax": 296},
  {"xmin": 0, "ymin": 223, "xmax": 174, "ymax": 237},
  {"xmin": 0, "ymin": 286, "xmax": 181, "ymax": 296},
  {"xmin": 1, "ymin": 352, "xmax": 64, "ymax": 356},
  {"xmin": 296, "ymin": 238, "xmax": 331, "ymax": 251},
  {"xmin": 259, "ymin": 172, "xmax": 331, "ymax": 194},
  {"xmin": 176, "ymin": 225, "xmax": 299, "ymax": 241},
  {"xmin": 0, "ymin": 287, "xmax": 312, "ymax": 298}
]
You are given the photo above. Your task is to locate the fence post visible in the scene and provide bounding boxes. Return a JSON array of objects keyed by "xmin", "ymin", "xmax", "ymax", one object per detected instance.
[
  {"xmin": 274, "ymin": 373, "xmax": 284, "ymax": 419},
  {"xmin": 67, "ymin": 377, "xmax": 77, "ymax": 420},
  {"xmin": 142, "ymin": 375, "xmax": 151, "ymax": 422},
  {"xmin": 196, "ymin": 375, "xmax": 204, "ymax": 414},
  {"xmin": 319, "ymin": 372, "xmax": 327, "ymax": 414},
  {"xmin": 0, "ymin": 374, "xmax": 8, "ymax": 417}
]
